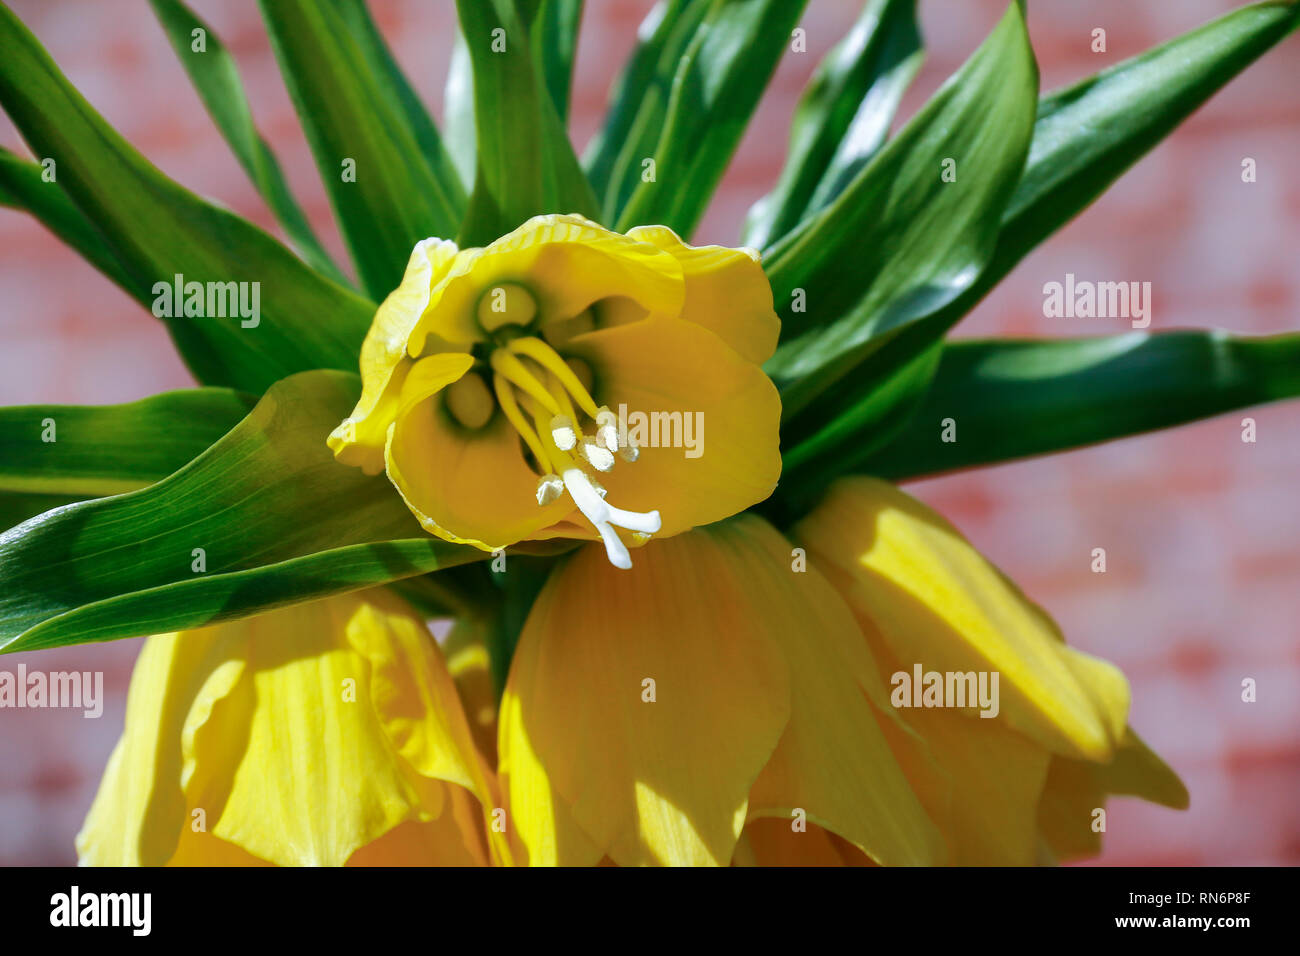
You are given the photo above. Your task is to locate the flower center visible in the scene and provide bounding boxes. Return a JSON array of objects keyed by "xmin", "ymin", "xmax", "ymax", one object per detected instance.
[{"xmin": 486, "ymin": 333, "xmax": 660, "ymax": 569}]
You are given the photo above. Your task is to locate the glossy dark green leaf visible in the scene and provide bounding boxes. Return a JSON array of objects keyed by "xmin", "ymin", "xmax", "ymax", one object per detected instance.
[
  {"xmin": 582, "ymin": 0, "xmax": 710, "ymax": 216},
  {"xmin": 743, "ymin": 0, "xmax": 922, "ymax": 250},
  {"xmin": 149, "ymin": 0, "xmax": 348, "ymax": 285},
  {"xmin": 259, "ymin": 0, "xmax": 465, "ymax": 298},
  {"xmin": 0, "ymin": 388, "xmax": 256, "ymax": 497},
  {"xmin": 0, "ymin": 146, "xmax": 138, "ymax": 294},
  {"xmin": 764, "ymin": 1, "xmax": 1038, "ymax": 414},
  {"xmin": 454, "ymin": 0, "xmax": 599, "ymax": 245},
  {"xmin": 0, "ymin": 371, "xmax": 480, "ymax": 654},
  {"xmin": 859, "ymin": 331, "xmax": 1300, "ymax": 480},
  {"xmin": 0, "ymin": 5, "xmax": 377, "ymax": 393},
  {"xmin": 615, "ymin": 0, "xmax": 810, "ymax": 238}
]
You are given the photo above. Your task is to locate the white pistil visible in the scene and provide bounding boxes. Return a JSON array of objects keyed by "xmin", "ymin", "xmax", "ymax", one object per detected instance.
[
  {"xmin": 562, "ymin": 468, "xmax": 660, "ymax": 570},
  {"xmin": 549, "ymin": 414, "xmax": 577, "ymax": 451}
]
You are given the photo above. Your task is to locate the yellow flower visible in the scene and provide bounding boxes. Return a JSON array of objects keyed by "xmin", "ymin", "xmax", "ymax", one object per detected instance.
[
  {"xmin": 328, "ymin": 215, "xmax": 782, "ymax": 569},
  {"xmin": 76, "ymin": 590, "xmax": 503, "ymax": 866},
  {"xmin": 493, "ymin": 478, "xmax": 1186, "ymax": 866},
  {"xmin": 791, "ymin": 477, "xmax": 1188, "ymax": 865}
]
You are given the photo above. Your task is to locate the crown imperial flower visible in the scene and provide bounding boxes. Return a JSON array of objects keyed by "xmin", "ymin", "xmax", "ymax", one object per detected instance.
[{"xmin": 328, "ymin": 214, "xmax": 782, "ymax": 568}]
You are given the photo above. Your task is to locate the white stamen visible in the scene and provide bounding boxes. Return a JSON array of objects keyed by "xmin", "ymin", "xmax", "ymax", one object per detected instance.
[
  {"xmin": 550, "ymin": 414, "xmax": 577, "ymax": 451},
  {"xmin": 561, "ymin": 468, "xmax": 661, "ymax": 570},
  {"xmin": 618, "ymin": 440, "xmax": 639, "ymax": 463}
]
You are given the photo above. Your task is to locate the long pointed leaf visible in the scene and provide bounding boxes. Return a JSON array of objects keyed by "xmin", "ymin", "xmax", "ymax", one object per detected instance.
[
  {"xmin": 148, "ymin": 0, "xmax": 348, "ymax": 284},
  {"xmin": 0, "ymin": 388, "xmax": 256, "ymax": 496},
  {"xmin": 771, "ymin": 0, "xmax": 1300, "ymax": 509},
  {"xmin": 615, "ymin": 0, "xmax": 810, "ymax": 237},
  {"xmin": 582, "ymin": 0, "xmax": 710, "ymax": 213},
  {"xmin": 861, "ymin": 331, "xmax": 1300, "ymax": 480},
  {"xmin": 454, "ymin": 0, "xmax": 598, "ymax": 244},
  {"xmin": 743, "ymin": 0, "xmax": 922, "ymax": 250},
  {"xmin": 0, "ymin": 147, "xmax": 137, "ymax": 293},
  {"xmin": 259, "ymin": 0, "xmax": 466, "ymax": 297},
  {"xmin": 521, "ymin": 0, "xmax": 584, "ymax": 124},
  {"xmin": 0, "ymin": 5, "xmax": 377, "ymax": 393},
  {"xmin": 0, "ymin": 370, "xmax": 479, "ymax": 654},
  {"xmin": 765, "ymin": 1, "xmax": 1038, "ymax": 413},
  {"xmin": 331, "ymin": 0, "xmax": 469, "ymax": 223},
  {"xmin": 987, "ymin": 0, "xmax": 1300, "ymax": 302}
]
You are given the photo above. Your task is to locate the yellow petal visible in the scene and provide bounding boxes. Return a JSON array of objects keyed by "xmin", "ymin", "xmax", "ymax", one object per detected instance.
[
  {"xmin": 733, "ymin": 818, "xmax": 871, "ymax": 867},
  {"xmin": 78, "ymin": 590, "xmax": 495, "ymax": 866},
  {"xmin": 1037, "ymin": 727, "xmax": 1189, "ymax": 862},
  {"xmin": 76, "ymin": 627, "xmax": 242, "ymax": 866},
  {"xmin": 328, "ymin": 238, "xmax": 462, "ymax": 474},
  {"xmin": 565, "ymin": 317, "xmax": 783, "ymax": 539},
  {"xmin": 499, "ymin": 528, "xmax": 792, "ymax": 866},
  {"xmin": 444, "ymin": 619, "xmax": 499, "ymax": 766},
  {"xmin": 409, "ymin": 214, "xmax": 685, "ymax": 352},
  {"xmin": 385, "ymin": 394, "xmax": 575, "ymax": 552},
  {"xmin": 627, "ymin": 224, "xmax": 779, "ymax": 364},
  {"xmin": 795, "ymin": 477, "xmax": 1128, "ymax": 762},
  {"xmin": 712, "ymin": 516, "xmax": 945, "ymax": 866}
]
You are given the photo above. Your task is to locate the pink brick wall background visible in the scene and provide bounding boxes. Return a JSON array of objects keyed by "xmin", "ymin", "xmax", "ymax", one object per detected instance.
[{"xmin": 1, "ymin": 0, "xmax": 1296, "ymax": 865}]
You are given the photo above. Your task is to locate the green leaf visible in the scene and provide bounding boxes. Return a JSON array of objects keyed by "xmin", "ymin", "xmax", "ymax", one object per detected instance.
[
  {"xmin": 519, "ymin": 0, "xmax": 584, "ymax": 124},
  {"xmin": 0, "ymin": 370, "xmax": 480, "ymax": 654},
  {"xmin": 148, "ymin": 0, "xmax": 348, "ymax": 285},
  {"xmin": 0, "ymin": 492, "xmax": 79, "ymax": 532},
  {"xmin": 764, "ymin": 1, "xmax": 1038, "ymax": 414},
  {"xmin": 330, "ymin": 0, "xmax": 469, "ymax": 223},
  {"xmin": 615, "ymin": 0, "xmax": 810, "ymax": 238},
  {"xmin": 0, "ymin": 5, "xmax": 377, "ymax": 394},
  {"xmin": 858, "ymin": 331, "xmax": 1300, "ymax": 481},
  {"xmin": 443, "ymin": 32, "xmax": 478, "ymax": 192},
  {"xmin": 454, "ymin": 0, "xmax": 599, "ymax": 245},
  {"xmin": 582, "ymin": 0, "xmax": 711, "ymax": 216},
  {"xmin": 982, "ymin": 0, "xmax": 1300, "ymax": 304},
  {"xmin": 769, "ymin": 0, "xmax": 1300, "ymax": 510},
  {"xmin": 743, "ymin": 0, "xmax": 922, "ymax": 250},
  {"xmin": 259, "ymin": 0, "xmax": 466, "ymax": 298},
  {"xmin": 0, "ymin": 146, "xmax": 138, "ymax": 294},
  {"xmin": 0, "ymin": 388, "xmax": 256, "ymax": 497}
]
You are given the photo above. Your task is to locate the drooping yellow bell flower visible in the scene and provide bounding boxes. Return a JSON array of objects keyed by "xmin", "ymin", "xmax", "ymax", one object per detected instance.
[
  {"xmin": 497, "ymin": 513, "xmax": 947, "ymax": 866},
  {"xmin": 790, "ymin": 477, "xmax": 1188, "ymax": 865},
  {"xmin": 328, "ymin": 214, "xmax": 782, "ymax": 569},
  {"xmin": 76, "ymin": 589, "xmax": 503, "ymax": 866},
  {"xmin": 493, "ymin": 478, "xmax": 1186, "ymax": 866}
]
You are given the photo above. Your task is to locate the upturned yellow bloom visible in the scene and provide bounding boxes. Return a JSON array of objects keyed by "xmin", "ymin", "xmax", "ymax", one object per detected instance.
[
  {"xmin": 494, "ymin": 478, "xmax": 1186, "ymax": 866},
  {"xmin": 76, "ymin": 590, "xmax": 502, "ymax": 866},
  {"xmin": 328, "ymin": 214, "xmax": 782, "ymax": 569}
]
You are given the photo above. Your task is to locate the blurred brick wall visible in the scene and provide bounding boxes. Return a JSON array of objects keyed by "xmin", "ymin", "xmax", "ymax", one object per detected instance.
[{"xmin": 1, "ymin": 0, "xmax": 1296, "ymax": 865}]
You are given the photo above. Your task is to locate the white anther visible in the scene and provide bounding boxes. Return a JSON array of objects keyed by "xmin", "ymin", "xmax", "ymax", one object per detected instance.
[
  {"xmin": 535, "ymin": 473, "xmax": 564, "ymax": 506},
  {"xmin": 595, "ymin": 406, "xmax": 620, "ymax": 452},
  {"xmin": 618, "ymin": 440, "xmax": 639, "ymax": 463},
  {"xmin": 550, "ymin": 414, "xmax": 577, "ymax": 451},
  {"xmin": 581, "ymin": 438, "xmax": 615, "ymax": 472}
]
